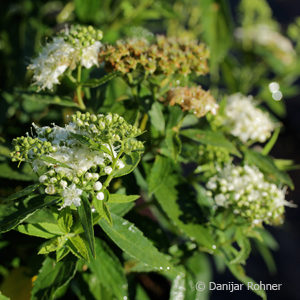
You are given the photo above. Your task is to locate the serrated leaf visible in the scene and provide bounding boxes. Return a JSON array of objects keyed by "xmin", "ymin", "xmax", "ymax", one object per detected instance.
[
  {"xmin": 148, "ymin": 155, "xmax": 172, "ymax": 194},
  {"xmin": 149, "ymin": 102, "xmax": 165, "ymax": 132},
  {"xmin": 180, "ymin": 129, "xmax": 240, "ymax": 156},
  {"xmin": 0, "ymin": 195, "xmax": 59, "ymax": 233},
  {"xmin": 109, "ymin": 194, "xmax": 140, "ymax": 203},
  {"xmin": 170, "ymin": 272, "xmax": 186, "ymax": 300},
  {"xmin": 108, "ymin": 202, "xmax": 135, "ymax": 217},
  {"xmin": 244, "ymin": 149, "xmax": 294, "ymax": 189},
  {"xmin": 77, "ymin": 194, "xmax": 95, "ymax": 257},
  {"xmin": 56, "ymin": 247, "xmax": 70, "ymax": 262},
  {"xmin": 58, "ymin": 208, "xmax": 73, "ymax": 233},
  {"xmin": 230, "ymin": 229, "xmax": 251, "ymax": 265},
  {"xmin": 38, "ymin": 236, "xmax": 66, "ymax": 254},
  {"xmin": 82, "ymin": 72, "xmax": 119, "ymax": 88},
  {"xmin": 152, "ymin": 160, "xmax": 214, "ymax": 249},
  {"xmin": 113, "ymin": 152, "xmax": 141, "ymax": 178},
  {"xmin": 67, "ymin": 235, "xmax": 89, "ymax": 261},
  {"xmin": 93, "ymin": 192, "xmax": 112, "ymax": 225},
  {"xmin": 31, "ymin": 256, "xmax": 77, "ymax": 300},
  {"xmin": 17, "ymin": 222, "xmax": 64, "ymax": 239},
  {"xmin": 99, "ymin": 214, "xmax": 172, "ymax": 271},
  {"xmin": 3, "ymin": 184, "xmax": 40, "ymax": 202},
  {"xmin": 89, "ymin": 238, "xmax": 128, "ymax": 300}
]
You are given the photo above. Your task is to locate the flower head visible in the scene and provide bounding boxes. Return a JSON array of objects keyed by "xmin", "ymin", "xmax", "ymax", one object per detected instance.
[
  {"xmin": 223, "ymin": 93, "xmax": 275, "ymax": 143},
  {"xmin": 206, "ymin": 163, "xmax": 293, "ymax": 226},
  {"xmin": 28, "ymin": 25, "xmax": 103, "ymax": 90}
]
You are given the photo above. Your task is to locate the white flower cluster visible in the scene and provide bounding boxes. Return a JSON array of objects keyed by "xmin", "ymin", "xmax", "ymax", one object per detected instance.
[
  {"xmin": 12, "ymin": 112, "xmax": 143, "ymax": 209},
  {"xmin": 235, "ymin": 25, "xmax": 295, "ymax": 65},
  {"xmin": 223, "ymin": 93, "xmax": 275, "ymax": 143},
  {"xmin": 206, "ymin": 164, "xmax": 292, "ymax": 226},
  {"xmin": 28, "ymin": 25, "xmax": 103, "ymax": 90}
]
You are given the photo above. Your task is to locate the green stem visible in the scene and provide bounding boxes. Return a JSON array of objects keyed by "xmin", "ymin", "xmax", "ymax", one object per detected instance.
[
  {"xmin": 103, "ymin": 144, "xmax": 124, "ymax": 189},
  {"xmin": 76, "ymin": 65, "xmax": 86, "ymax": 110}
]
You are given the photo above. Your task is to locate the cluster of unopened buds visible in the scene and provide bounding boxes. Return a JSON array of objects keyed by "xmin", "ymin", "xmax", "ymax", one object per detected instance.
[
  {"xmin": 28, "ymin": 24, "xmax": 103, "ymax": 90},
  {"xmin": 206, "ymin": 163, "xmax": 294, "ymax": 226},
  {"xmin": 98, "ymin": 36, "xmax": 209, "ymax": 78},
  {"xmin": 166, "ymin": 86, "xmax": 219, "ymax": 117},
  {"xmin": 222, "ymin": 93, "xmax": 275, "ymax": 143},
  {"xmin": 11, "ymin": 112, "xmax": 143, "ymax": 209}
]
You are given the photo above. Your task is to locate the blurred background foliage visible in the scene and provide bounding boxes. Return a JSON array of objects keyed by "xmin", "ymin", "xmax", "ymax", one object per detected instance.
[{"xmin": 1, "ymin": 0, "xmax": 300, "ymax": 299}]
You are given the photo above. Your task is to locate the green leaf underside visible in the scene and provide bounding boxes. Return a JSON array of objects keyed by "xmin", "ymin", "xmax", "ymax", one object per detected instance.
[
  {"xmin": 180, "ymin": 129, "xmax": 240, "ymax": 156},
  {"xmin": 89, "ymin": 238, "xmax": 128, "ymax": 300},
  {"xmin": 99, "ymin": 213, "xmax": 172, "ymax": 271},
  {"xmin": 17, "ymin": 222, "xmax": 64, "ymax": 239},
  {"xmin": 77, "ymin": 194, "xmax": 95, "ymax": 258},
  {"xmin": 31, "ymin": 256, "xmax": 77, "ymax": 300},
  {"xmin": 0, "ymin": 195, "xmax": 59, "ymax": 233}
]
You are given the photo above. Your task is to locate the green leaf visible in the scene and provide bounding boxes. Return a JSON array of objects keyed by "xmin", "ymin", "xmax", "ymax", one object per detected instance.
[
  {"xmin": 109, "ymin": 194, "xmax": 140, "ymax": 203},
  {"xmin": 40, "ymin": 156, "xmax": 71, "ymax": 169},
  {"xmin": 149, "ymin": 102, "xmax": 165, "ymax": 132},
  {"xmin": 0, "ymin": 163, "xmax": 35, "ymax": 181},
  {"xmin": 152, "ymin": 159, "xmax": 214, "ymax": 249},
  {"xmin": 3, "ymin": 184, "xmax": 39, "ymax": 202},
  {"xmin": 170, "ymin": 272, "xmax": 186, "ymax": 300},
  {"xmin": 93, "ymin": 192, "xmax": 112, "ymax": 225},
  {"xmin": 0, "ymin": 292, "xmax": 10, "ymax": 300},
  {"xmin": 244, "ymin": 149, "xmax": 294, "ymax": 189},
  {"xmin": 56, "ymin": 247, "xmax": 71, "ymax": 262},
  {"xmin": 99, "ymin": 214, "xmax": 172, "ymax": 271},
  {"xmin": 38, "ymin": 236, "xmax": 66, "ymax": 254},
  {"xmin": 0, "ymin": 195, "xmax": 59, "ymax": 233},
  {"xmin": 82, "ymin": 72, "xmax": 119, "ymax": 88},
  {"xmin": 17, "ymin": 222, "xmax": 64, "ymax": 239},
  {"xmin": 89, "ymin": 238, "xmax": 128, "ymax": 300},
  {"xmin": 31, "ymin": 256, "xmax": 77, "ymax": 300},
  {"xmin": 164, "ymin": 129, "xmax": 182, "ymax": 161},
  {"xmin": 77, "ymin": 194, "xmax": 95, "ymax": 258},
  {"xmin": 199, "ymin": 0, "xmax": 233, "ymax": 75},
  {"xmin": 180, "ymin": 129, "xmax": 240, "ymax": 156},
  {"xmin": 185, "ymin": 253, "xmax": 212, "ymax": 300},
  {"xmin": 148, "ymin": 155, "xmax": 172, "ymax": 195},
  {"xmin": 227, "ymin": 264, "xmax": 266, "ymax": 300},
  {"xmin": 58, "ymin": 208, "xmax": 73, "ymax": 233},
  {"xmin": 67, "ymin": 235, "xmax": 89, "ymax": 261},
  {"xmin": 230, "ymin": 229, "xmax": 251, "ymax": 264},
  {"xmin": 113, "ymin": 152, "xmax": 141, "ymax": 178},
  {"xmin": 108, "ymin": 202, "xmax": 135, "ymax": 217}
]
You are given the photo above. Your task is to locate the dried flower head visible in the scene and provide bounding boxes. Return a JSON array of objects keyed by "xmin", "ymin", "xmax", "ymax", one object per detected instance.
[
  {"xmin": 11, "ymin": 112, "xmax": 143, "ymax": 209},
  {"xmin": 28, "ymin": 25, "xmax": 103, "ymax": 90},
  {"xmin": 98, "ymin": 36, "xmax": 209, "ymax": 78},
  {"xmin": 166, "ymin": 86, "xmax": 218, "ymax": 117}
]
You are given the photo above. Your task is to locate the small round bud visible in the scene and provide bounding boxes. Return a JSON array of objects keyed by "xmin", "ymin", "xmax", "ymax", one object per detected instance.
[
  {"xmin": 93, "ymin": 181, "xmax": 103, "ymax": 191},
  {"xmin": 96, "ymin": 192, "xmax": 104, "ymax": 200}
]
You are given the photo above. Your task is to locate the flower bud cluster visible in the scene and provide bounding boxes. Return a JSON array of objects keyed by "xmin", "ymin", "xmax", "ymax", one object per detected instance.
[
  {"xmin": 28, "ymin": 24, "xmax": 103, "ymax": 90},
  {"xmin": 11, "ymin": 112, "xmax": 143, "ymax": 209},
  {"xmin": 98, "ymin": 36, "xmax": 209, "ymax": 78},
  {"xmin": 166, "ymin": 86, "xmax": 218, "ymax": 117},
  {"xmin": 206, "ymin": 164, "xmax": 292, "ymax": 226},
  {"xmin": 223, "ymin": 93, "xmax": 275, "ymax": 143}
]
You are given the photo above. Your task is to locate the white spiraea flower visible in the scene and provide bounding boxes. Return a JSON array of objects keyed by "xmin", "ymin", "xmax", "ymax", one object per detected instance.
[
  {"xmin": 206, "ymin": 163, "xmax": 293, "ymax": 226},
  {"xmin": 62, "ymin": 183, "xmax": 83, "ymax": 208},
  {"xmin": 28, "ymin": 26, "xmax": 102, "ymax": 90},
  {"xmin": 224, "ymin": 93, "xmax": 275, "ymax": 143},
  {"xmin": 235, "ymin": 25, "xmax": 295, "ymax": 65}
]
